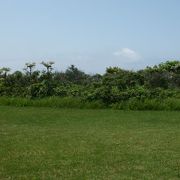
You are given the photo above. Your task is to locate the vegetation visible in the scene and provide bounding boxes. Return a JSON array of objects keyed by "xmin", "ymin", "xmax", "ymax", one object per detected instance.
[
  {"xmin": 0, "ymin": 60, "xmax": 180, "ymax": 110},
  {"xmin": 0, "ymin": 107, "xmax": 180, "ymax": 179}
]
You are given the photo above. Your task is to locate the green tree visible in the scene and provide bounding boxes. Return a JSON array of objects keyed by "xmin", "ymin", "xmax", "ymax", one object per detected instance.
[{"xmin": 24, "ymin": 62, "xmax": 36, "ymax": 76}]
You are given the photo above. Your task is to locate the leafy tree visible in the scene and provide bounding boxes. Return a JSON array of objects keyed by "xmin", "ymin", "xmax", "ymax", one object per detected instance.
[
  {"xmin": 24, "ymin": 62, "xmax": 36, "ymax": 76},
  {"xmin": 65, "ymin": 65, "xmax": 88, "ymax": 84},
  {"xmin": 41, "ymin": 61, "xmax": 54, "ymax": 74},
  {"xmin": 0, "ymin": 67, "xmax": 11, "ymax": 79}
]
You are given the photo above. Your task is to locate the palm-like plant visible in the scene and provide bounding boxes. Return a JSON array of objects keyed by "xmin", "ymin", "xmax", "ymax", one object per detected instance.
[
  {"xmin": 24, "ymin": 62, "xmax": 36, "ymax": 76},
  {"xmin": 41, "ymin": 61, "xmax": 55, "ymax": 73},
  {"xmin": 0, "ymin": 67, "xmax": 11, "ymax": 78}
]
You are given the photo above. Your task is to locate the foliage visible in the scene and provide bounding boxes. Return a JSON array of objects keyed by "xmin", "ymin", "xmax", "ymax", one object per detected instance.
[{"xmin": 0, "ymin": 60, "xmax": 179, "ymax": 110}]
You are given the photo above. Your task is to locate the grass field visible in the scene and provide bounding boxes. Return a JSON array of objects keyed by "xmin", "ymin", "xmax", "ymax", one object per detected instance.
[{"xmin": 0, "ymin": 106, "xmax": 180, "ymax": 179}]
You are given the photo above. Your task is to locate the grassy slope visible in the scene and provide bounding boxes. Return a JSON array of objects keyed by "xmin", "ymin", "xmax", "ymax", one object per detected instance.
[{"xmin": 0, "ymin": 107, "xmax": 180, "ymax": 179}]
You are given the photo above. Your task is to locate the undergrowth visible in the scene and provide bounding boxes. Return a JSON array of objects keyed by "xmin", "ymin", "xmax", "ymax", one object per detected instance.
[{"xmin": 0, "ymin": 96, "xmax": 179, "ymax": 110}]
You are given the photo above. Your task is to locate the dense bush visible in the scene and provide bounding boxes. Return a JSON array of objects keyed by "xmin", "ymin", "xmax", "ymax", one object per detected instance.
[{"xmin": 0, "ymin": 60, "xmax": 179, "ymax": 110}]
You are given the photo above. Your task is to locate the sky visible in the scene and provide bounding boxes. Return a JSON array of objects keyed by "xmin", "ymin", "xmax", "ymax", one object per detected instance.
[{"xmin": 0, "ymin": 0, "xmax": 180, "ymax": 73}]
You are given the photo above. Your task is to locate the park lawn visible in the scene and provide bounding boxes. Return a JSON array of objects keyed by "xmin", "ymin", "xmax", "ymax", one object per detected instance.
[{"xmin": 0, "ymin": 106, "xmax": 180, "ymax": 179}]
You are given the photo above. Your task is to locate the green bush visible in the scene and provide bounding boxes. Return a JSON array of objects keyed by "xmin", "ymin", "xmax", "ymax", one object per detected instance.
[{"xmin": 0, "ymin": 61, "xmax": 179, "ymax": 110}]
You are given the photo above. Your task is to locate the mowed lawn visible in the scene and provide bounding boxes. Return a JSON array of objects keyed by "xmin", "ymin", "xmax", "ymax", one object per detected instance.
[{"xmin": 0, "ymin": 107, "xmax": 180, "ymax": 179}]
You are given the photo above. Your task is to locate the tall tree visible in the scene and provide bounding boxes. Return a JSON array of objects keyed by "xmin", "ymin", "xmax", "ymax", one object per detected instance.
[
  {"xmin": 41, "ymin": 61, "xmax": 55, "ymax": 74},
  {"xmin": 24, "ymin": 62, "xmax": 36, "ymax": 76},
  {"xmin": 0, "ymin": 67, "xmax": 11, "ymax": 79}
]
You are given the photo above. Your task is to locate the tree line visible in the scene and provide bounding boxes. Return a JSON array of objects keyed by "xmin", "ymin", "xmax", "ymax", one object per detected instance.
[{"xmin": 0, "ymin": 60, "xmax": 180, "ymax": 106}]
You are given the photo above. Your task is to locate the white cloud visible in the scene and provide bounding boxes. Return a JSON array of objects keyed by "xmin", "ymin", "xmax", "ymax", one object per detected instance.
[{"xmin": 113, "ymin": 48, "xmax": 141, "ymax": 62}]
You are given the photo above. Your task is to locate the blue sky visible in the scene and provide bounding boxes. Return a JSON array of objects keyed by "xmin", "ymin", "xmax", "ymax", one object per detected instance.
[{"xmin": 0, "ymin": 0, "xmax": 180, "ymax": 73}]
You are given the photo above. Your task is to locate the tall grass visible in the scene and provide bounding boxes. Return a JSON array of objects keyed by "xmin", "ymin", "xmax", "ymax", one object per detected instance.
[
  {"xmin": 0, "ymin": 96, "xmax": 179, "ymax": 110},
  {"xmin": 110, "ymin": 98, "xmax": 180, "ymax": 111},
  {"xmin": 0, "ymin": 96, "xmax": 106, "ymax": 109}
]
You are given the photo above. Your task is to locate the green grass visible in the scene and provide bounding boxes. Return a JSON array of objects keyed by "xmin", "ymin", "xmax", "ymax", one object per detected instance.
[
  {"xmin": 0, "ymin": 107, "xmax": 180, "ymax": 179},
  {"xmin": 0, "ymin": 96, "xmax": 180, "ymax": 110},
  {"xmin": 0, "ymin": 97, "xmax": 106, "ymax": 109}
]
